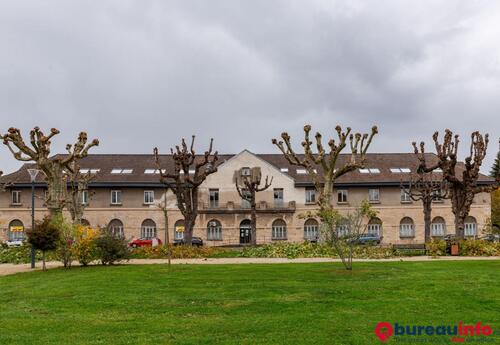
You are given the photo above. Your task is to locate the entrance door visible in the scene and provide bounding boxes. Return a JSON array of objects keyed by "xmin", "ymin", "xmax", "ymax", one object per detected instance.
[{"xmin": 240, "ymin": 219, "xmax": 251, "ymax": 244}]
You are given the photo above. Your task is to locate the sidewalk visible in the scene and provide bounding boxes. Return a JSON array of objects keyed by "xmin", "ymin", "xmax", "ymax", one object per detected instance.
[{"xmin": 0, "ymin": 256, "xmax": 498, "ymax": 276}]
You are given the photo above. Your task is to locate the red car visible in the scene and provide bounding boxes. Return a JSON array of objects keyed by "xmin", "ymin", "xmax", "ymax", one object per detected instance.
[{"xmin": 128, "ymin": 237, "xmax": 162, "ymax": 248}]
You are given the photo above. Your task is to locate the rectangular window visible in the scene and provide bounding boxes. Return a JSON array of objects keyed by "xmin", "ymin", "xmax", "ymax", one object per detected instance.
[
  {"xmin": 111, "ymin": 190, "xmax": 122, "ymax": 205},
  {"xmin": 273, "ymin": 188, "xmax": 284, "ymax": 207},
  {"xmin": 368, "ymin": 189, "xmax": 380, "ymax": 202},
  {"xmin": 209, "ymin": 189, "xmax": 219, "ymax": 208},
  {"xmin": 305, "ymin": 188, "xmax": 316, "ymax": 204},
  {"xmin": 81, "ymin": 190, "xmax": 89, "ymax": 205},
  {"xmin": 401, "ymin": 188, "xmax": 412, "ymax": 203},
  {"xmin": 241, "ymin": 189, "xmax": 251, "ymax": 208},
  {"xmin": 241, "ymin": 167, "xmax": 251, "ymax": 176},
  {"xmin": 144, "ymin": 191, "xmax": 154, "ymax": 204},
  {"xmin": 432, "ymin": 189, "xmax": 444, "ymax": 202},
  {"xmin": 337, "ymin": 189, "xmax": 348, "ymax": 203},
  {"xmin": 11, "ymin": 191, "xmax": 21, "ymax": 205}
]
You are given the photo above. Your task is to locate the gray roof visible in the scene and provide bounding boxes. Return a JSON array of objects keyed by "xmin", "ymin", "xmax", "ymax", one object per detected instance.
[{"xmin": 1, "ymin": 152, "xmax": 495, "ymax": 187}]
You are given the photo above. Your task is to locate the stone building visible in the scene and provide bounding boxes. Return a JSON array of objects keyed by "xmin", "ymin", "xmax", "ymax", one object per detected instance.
[{"xmin": 0, "ymin": 150, "xmax": 494, "ymax": 245}]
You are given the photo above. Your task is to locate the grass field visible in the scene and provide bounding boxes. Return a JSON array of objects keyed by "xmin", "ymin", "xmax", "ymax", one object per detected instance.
[{"xmin": 0, "ymin": 261, "xmax": 498, "ymax": 344}]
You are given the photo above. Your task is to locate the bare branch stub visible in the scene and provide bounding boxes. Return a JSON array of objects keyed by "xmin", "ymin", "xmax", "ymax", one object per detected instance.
[
  {"xmin": 2, "ymin": 127, "xmax": 99, "ymax": 219},
  {"xmin": 272, "ymin": 124, "xmax": 378, "ymax": 209},
  {"xmin": 413, "ymin": 129, "xmax": 495, "ymax": 238},
  {"xmin": 154, "ymin": 136, "xmax": 218, "ymax": 245}
]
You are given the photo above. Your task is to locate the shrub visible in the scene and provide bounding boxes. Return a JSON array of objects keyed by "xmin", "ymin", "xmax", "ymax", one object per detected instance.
[
  {"xmin": 94, "ymin": 230, "xmax": 130, "ymax": 265},
  {"xmin": 72, "ymin": 226, "xmax": 100, "ymax": 266},
  {"xmin": 26, "ymin": 216, "xmax": 60, "ymax": 270},
  {"xmin": 459, "ymin": 239, "xmax": 500, "ymax": 256},
  {"xmin": 53, "ymin": 217, "xmax": 77, "ymax": 269},
  {"xmin": 426, "ymin": 239, "xmax": 447, "ymax": 257}
]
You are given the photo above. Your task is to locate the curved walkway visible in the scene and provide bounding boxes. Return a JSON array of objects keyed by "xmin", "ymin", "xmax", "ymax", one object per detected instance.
[{"xmin": 0, "ymin": 256, "xmax": 498, "ymax": 277}]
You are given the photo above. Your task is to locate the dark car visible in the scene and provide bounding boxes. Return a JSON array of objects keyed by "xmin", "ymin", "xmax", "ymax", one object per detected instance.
[
  {"xmin": 349, "ymin": 233, "xmax": 382, "ymax": 245},
  {"xmin": 481, "ymin": 234, "xmax": 500, "ymax": 243},
  {"xmin": 173, "ymin": 237, "xmax": 203, "ymax": 247}
]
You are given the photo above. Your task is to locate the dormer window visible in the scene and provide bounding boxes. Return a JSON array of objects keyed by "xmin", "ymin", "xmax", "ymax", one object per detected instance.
[
  {"xmin": 297, "ymin": 169, "xmax": 307, "ymax": 174},
  {"xmin": 280, "ymin": 168, "xmax": 288, "ymax": 173}
]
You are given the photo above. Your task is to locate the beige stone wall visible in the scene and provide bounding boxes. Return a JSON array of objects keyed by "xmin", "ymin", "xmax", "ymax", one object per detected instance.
[{"xmin": 0, "ymin": 151, "xmax": 492, "ymax": 245}]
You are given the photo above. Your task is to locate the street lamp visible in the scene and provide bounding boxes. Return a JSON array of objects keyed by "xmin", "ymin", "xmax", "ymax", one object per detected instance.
[{"xmin": 27, "ymin": 168, "xmax": 39, "ymax": 269}]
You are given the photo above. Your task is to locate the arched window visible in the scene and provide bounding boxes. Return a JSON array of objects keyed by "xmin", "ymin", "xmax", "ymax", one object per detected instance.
[
  {"xmin": 367, "ymin": 217, "xmax": 382, "ymax": 236},
  {"xmin": 174, "ymin": 220, "xmax": 184, "ymax": 240},
  {"xmin": 207, "ymin": 219, "xmax": 222, "ymax": 240},
  {"xmin": 141, "ymin": 219, "xmax": 157, "ymax": 239},
  {"xmin": 272, "ymin": 219, "xmax": 287, "ymax": 240},
  {"xmin": 336, "ymin": 220, "xmax": 349, "ymax": 237},
  {"xmin": 399, "ymin": 217, "xmax": 415, "ymax": 238},
  {"xmin": 108, "ymin": 219, "xmax": 124, "ymax": 238},
  {"xmin": 304, "ymin": 218, "xmax": 319, "ymax": 241},
  {"xmin": 464, "ymin": 216, "xmax": 477, "ymax": 237},
  {"xmin": 8, "ymin": 219, "xmax": 25, "ymax": 241},
  {"xmin": 431, "ymin": 217, "xmax": 446, "ymax": 237}
]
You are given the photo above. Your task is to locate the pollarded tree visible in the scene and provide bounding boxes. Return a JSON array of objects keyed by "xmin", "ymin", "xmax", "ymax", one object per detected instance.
[
  {"xmin": 2, "ymin": 127, "xmax": 99, "ymax": 219},
  {"xmin": 413, "ymin": 130, "xmax": 499, "ymax": 238},
  {"xmin": 154, "ymin": 136, "xmax": 218, "ymax": 245},
  {"xmin": 66, "ymin": 160, "xmax": 95, "ymax": 225},
  {"xmin": 404, "ymin": 173, "xmax": 448, "ymax": 243},
  {"xmin": 272, "ymin": 124, "xmax": 377, "ymax": 271},
  {"xmin": 234, "ymin": 167, "xmax": 273, "ymax": 245},
  {"xmin": 272, "ymin": 124, "xmax": 378, "ymax": 212}
]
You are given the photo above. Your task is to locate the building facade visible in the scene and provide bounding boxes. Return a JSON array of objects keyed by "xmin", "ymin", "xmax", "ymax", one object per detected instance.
[{"xmin": 0, "ymin": 150, "xmax": 494, "ymax": 245}]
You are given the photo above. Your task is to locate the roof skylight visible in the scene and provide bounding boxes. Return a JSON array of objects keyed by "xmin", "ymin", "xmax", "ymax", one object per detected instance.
[
  {"xmin": 390, "ymin": 168, "xmax": 411, "ymax": 173},
  {"xmin": 359, "ymin": 168, "xmax": 380, "ymax": 174},
  {"xmin": 111, "ymin": 168, "xmax": 133, "ymax": 174}
]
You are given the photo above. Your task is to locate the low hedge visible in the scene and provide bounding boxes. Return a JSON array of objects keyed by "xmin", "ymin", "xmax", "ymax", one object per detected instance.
[
  {"xmin": 129, "ymin": 245, "xmax": 240, "ymax": 259},
  {"xmin": 0, "ymin": 244, "xmax": 57, "ymax": 264}
]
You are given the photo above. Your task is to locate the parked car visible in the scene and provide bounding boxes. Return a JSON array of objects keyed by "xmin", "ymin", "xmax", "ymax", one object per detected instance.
[
  {"xmin": 173, "ymin": 237, "xmax": 203, "ymax": 247},
  {"xmin": 128, "ymin": 237, "xmax": 162, "ymax": 248},
  {"xmin": 348, "ymin": 233, "xmax": 382, "ymax": 245},
  {"xmin": 481, "ymin": 234, "xmax": 500, "ymax": 243},
  {"xmin": 6, "ymin": 239, "xmax": 24, "ymax": 247}
]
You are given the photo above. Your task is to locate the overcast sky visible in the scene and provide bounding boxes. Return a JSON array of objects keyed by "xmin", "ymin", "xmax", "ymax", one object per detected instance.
[{"xmin": 0, "ymin": 0, "xmax": 499, "ymax": 174}]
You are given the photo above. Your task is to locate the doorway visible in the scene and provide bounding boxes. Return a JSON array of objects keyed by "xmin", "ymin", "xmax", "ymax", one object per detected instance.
[{"xmin": 239, "ymin": 219, "xmax": 251, "ymax": 244}]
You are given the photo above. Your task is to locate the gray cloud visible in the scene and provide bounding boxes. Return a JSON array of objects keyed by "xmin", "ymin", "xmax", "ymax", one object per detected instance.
[{"xmin": 0, "ymin": 0, "xmax": 499, "ymax": 174}]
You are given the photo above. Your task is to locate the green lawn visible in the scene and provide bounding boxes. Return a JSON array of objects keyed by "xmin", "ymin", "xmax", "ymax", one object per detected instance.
[{"xmin": 0, "ymin": 261, "xmax": 498, "ymax": 344}]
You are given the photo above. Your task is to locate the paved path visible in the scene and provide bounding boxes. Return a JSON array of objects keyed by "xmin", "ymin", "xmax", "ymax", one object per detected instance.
[{"xmin": 0, "ymin": 256, "xmax": 498, "ymax": 277}]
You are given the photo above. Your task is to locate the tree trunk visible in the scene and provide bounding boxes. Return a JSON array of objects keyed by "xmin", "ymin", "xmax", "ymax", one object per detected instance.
[
  {"xmin": 455, "ymin": 217, "xmax": 465, "ymax": 239},
  {"xmin": 250, "ymin": 193, "xmax": 257, "ymax": 245},
  {"xmin": 423, "ymin": 199, "xmax": 432, "ymax": 243},
  {"xmin": 183, "ymin": 215, "xmax": 196, "ymax": 246}
]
